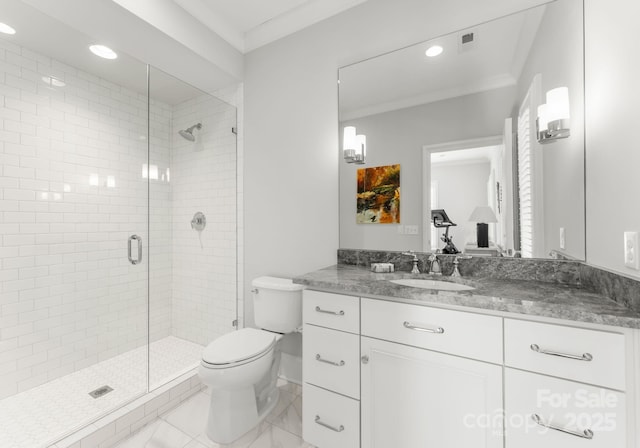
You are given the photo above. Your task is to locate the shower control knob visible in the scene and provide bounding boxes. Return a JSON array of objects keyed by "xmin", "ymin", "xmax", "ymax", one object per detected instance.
[{"xmin": 191, "ymin": 212, "xmax": 206, "ymax": 231}]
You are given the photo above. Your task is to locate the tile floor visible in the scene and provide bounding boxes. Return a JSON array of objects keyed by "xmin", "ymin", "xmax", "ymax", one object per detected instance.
[
  {"xmin": 114, "ymin": 380, "xmax": 313, "ymax": 448},
  {"xmin": 0, "ymin": 336, "xmax": 204, "ymax": 448}
]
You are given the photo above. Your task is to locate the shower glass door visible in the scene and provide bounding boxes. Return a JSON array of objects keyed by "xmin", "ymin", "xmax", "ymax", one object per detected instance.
[
  {"xmin": 0, "ymin": 3, "xmax": 238, "ymax": 446},
  {"xmin": 0, "ymin": 3, "xmax": 150, "ymax": 445},
  {"xmin": 147, "ymin": 66, "xmax": 239, "ymax": 391}
]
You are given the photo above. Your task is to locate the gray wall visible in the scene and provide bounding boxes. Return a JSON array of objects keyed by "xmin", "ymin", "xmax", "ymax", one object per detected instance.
[{"xmin": 585, "ymin": 0, "xmax": 640, "ymax": 278}]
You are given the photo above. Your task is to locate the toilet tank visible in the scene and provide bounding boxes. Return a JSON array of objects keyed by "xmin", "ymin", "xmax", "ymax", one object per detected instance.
[{"xmin": 252, "ymin": 276, "xmax": 304, "ymax": 333}]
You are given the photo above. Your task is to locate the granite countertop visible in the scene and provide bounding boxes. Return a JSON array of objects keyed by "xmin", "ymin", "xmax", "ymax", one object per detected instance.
[{"xmin": 293, "ymin": 264, "xmax": 640, "ymax": 329}]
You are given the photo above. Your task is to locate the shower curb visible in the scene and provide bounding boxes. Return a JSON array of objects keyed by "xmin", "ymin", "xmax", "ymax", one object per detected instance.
[{"xmin": 51, "ymin": 370, "xmax": 204, "ymax": 448}]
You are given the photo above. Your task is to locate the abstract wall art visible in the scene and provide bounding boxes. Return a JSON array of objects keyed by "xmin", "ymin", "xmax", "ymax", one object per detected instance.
[{"xmin": 356, "ymin": 164, "xmax": 400, "ymax": 224}]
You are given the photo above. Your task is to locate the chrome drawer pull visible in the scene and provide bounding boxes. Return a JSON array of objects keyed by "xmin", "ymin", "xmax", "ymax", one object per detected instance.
[
  {"xmin": 315, "ymin": 306, "xmax": 345, "ymax": 316},
  {"xmin": 315, "ymin": 415, "xmax": 344, "ymax": 433},
  {"xmin": 315, "ymin": 354, "xmax": 345, "ymax": 367},
  {"xmin": 403, "ymin": 321, "xmax": 445, "ymax": 334},
  {"xmin": 530, "ymin": 344, "xmax": 593, "ymax": 361},
  {"xmin": 531, "ymin": 413, "xmax": 594, "ymax": 439}
]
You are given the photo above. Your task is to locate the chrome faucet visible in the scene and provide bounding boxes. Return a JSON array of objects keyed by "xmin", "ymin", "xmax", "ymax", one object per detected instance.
[
  {"xmin": 402, "ymin": 251, "xmax": 420, "ymax": 274},
  {"xmin": 427, "ymin": 253, "xmax": 442, "ymax": 275},
  {"xmin": 451, "ymin": 255, "xmax": 472, "ymax": 277}
]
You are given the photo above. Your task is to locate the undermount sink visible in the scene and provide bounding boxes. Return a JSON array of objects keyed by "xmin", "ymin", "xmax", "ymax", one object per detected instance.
[{"xmin": 389, "ymin": 278, "xmax": 475, "ymax": 291}]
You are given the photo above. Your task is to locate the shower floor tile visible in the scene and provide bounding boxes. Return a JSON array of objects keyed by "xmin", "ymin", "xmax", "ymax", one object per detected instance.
[{"xmin": 0, "ymin": 336, "xmax": 204, "ymax": 448}]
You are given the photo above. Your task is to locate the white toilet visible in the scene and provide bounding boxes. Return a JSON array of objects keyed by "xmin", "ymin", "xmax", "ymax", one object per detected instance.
[{"xmin": 198, "ymin": 276, "xmax": 304, "ymax": 444}]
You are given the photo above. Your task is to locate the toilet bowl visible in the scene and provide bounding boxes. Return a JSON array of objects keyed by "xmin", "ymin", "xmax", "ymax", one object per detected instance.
[
  {"xmin": 199, "ymin": 328, "xmax": 282, "ymax": 443},
  {"xmin": 198, "ymin": 276, "xmax": 304, "ymax": 444}
]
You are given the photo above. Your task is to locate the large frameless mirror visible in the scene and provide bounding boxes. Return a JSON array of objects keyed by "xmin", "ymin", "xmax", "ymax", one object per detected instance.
[{"xmin": 339, "ymin": 0, "xmax": 585, "ymax": 260}]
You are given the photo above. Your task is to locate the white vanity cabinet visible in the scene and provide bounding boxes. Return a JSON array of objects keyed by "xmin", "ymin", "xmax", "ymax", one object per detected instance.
[
  {"xmin": 504, "ymin": 319, "xmax": 626, "ymax": 390},
  {"xmin": 302, "ymin": 290, "xmax": 360, "ymax": 448},
  {"xmin": 360, "ymin": 297, "xmax": 503, "ymax": 364},
  {"xmin": 505, "ymin": 369, "xmax": 626, "ymax": 448},
  {"xmin": 301, "ymin": 289, "xmax": 638, "ymax": 448},
  {"xmin": 359, "ymin": 298, "xmax": 504, "ymax": 447},
  {"xmin": 360, "ymin": 336, "xmax": 503, "ymax": 447},
  {"xmin": 504, "ymin": 319, "xmax": 629, "ymax": 447}
]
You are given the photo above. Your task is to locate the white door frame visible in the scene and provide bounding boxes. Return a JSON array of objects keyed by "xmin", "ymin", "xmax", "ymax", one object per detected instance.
[{"xmin": 422, "ymin": 136, "xmax": 503, "ymax": 253}]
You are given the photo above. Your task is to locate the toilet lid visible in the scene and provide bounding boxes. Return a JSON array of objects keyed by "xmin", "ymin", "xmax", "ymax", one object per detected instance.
[{"xmin": 202, "ymin": 328, "xmax": 276, "ymax": 365}]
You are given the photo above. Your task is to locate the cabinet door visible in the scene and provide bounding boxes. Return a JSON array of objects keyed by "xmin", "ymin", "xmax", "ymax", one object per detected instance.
[
  {"xmin": 505, "ymin": 368, "xmax": 626, "ymax": 448},
  {"xmin": 361, "ymin": 336, "xmax": 503, "ymax": 448}
]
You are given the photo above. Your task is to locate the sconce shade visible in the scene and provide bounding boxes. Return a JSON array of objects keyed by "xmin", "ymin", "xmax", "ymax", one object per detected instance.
[
  {"xmin": 343, "ymin": 126, "xmax": 366, "ymax": 164},
  {"xmin": 537, "ymin": 87, "xmax": 570, "ymax": 143},
  {"xmin": 354, "ymin": 134, "xmax": 366, "ymax": 164},
  {"xmin": 537, "ymin": 104, "xmax": 549, "ymax": 132},
  {"xmin": 468, "ymin": 206, "xmax": 498, "ymax": 223},
  {"xmin": 343, "ymin": 126, "xmax": 357, "ymax": 162},
  {"xmin": 546, "ymin": 87, "xmax": 570, "ymax": 122}
]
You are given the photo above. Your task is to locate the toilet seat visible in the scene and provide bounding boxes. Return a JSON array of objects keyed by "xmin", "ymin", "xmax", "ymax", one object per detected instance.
[{"xmin": 201, "ymin": 328, "xmax": 276, "ymax": 369}]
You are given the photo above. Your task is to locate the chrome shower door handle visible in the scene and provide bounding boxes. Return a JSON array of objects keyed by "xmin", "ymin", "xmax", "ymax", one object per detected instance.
[{"xmin": 128, "ymin": 235, "xmax": 142, "ymax": 265}]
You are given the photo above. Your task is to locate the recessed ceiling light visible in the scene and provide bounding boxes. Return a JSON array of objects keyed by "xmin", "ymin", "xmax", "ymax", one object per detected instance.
[
  {"xmin": 89, "ymin": 44, "xmax": 118, "ymax": 60},
  {"xmin": 425, "ymin": 45, "xmax": 444, "ymax": 58},
  {"xmin": 41, "ymin": 76, "xmax": 66, "ymax": 88},
  {"xmin": 0, "ymin": 22, "xmax": 16, "ymax": 35}
]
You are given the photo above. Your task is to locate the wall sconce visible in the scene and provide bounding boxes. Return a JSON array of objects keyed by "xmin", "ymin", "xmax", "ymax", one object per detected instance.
[
  {"xmin": 537, "ymin": 87, "xmax": 570, "ymax": 144},
  {"xmin": 343, "ymin": 126, "xmax": 366, "ymax": 164}
]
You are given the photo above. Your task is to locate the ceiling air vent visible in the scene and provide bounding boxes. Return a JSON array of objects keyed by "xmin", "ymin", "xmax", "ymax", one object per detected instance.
[{"xmin": 458, "ymin": 30, "xmax": 477, "ymax": 53}]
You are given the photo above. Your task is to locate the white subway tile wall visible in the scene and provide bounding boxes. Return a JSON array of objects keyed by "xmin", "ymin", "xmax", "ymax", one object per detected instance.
[
  {"xmin": 0, "ymin": 36, "xmax": 239, "ymax": 405},
  {"xmin": 0, "ymin": 37, "xmax": 152, "ymax": 400}
]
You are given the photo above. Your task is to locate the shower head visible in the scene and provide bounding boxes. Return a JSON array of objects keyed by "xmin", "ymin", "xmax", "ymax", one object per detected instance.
[{"xmin": 178, "ymin": 123, "xmax": 202, "ymax": 142}]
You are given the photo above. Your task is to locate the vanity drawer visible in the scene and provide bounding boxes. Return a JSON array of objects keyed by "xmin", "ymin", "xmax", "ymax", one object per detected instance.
[
  {"xmin": 303, "ymin": 383, "xmax": 360, "ymax": 448},
  {"xmin": 361, "ymin": 298, "xmax": 502, "ymax": 364},
  {"xmin": 504, "ymin": 319, "xmax": 626, "ymax": 390},
  {"xmin": 505, "ymin": 368, "xmax": 626, "ymax": 448},
  {"xmin": 303, "ymin": 290, "xmax": 359, "ymax": 333},
  {"xmin": 303, "ymin": 324, "xmax": 360, "ymax": 399}
]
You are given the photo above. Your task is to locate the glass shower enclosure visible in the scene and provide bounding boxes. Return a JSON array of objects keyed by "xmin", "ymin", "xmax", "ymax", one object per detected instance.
[{"xmin": 0, "ymin": 3, "xmax": 238, "ymax": 446}]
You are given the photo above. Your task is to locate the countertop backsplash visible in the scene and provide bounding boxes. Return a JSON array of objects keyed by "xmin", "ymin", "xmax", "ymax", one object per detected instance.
[{"xmin": 337, "ymin": 248, "xmax": 640, "ymax": 313}]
